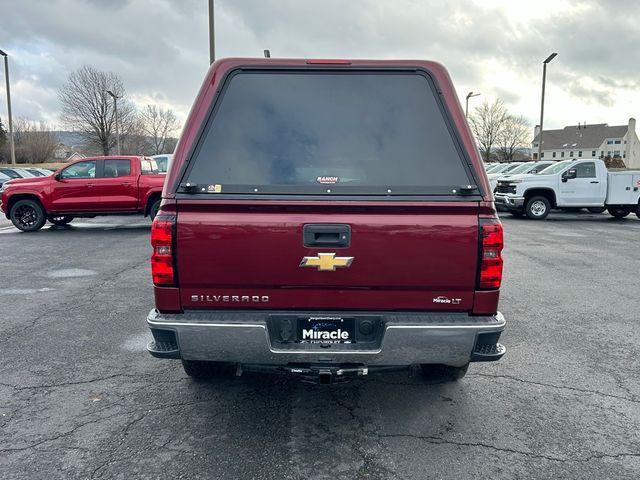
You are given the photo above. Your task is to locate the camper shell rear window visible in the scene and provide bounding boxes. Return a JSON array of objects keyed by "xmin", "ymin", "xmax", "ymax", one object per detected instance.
[{"xmin": 180, "ymin": 69, "xmax": 475, "ymax": 196}]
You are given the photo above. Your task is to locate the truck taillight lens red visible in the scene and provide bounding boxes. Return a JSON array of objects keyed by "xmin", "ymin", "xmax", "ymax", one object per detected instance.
[
  {"xmin": 479, "ymin": 219, "xmax": 504, "ymax": 290},
  {"xmin": 151, "ymin": 215, "xmax": 176, "ymax": 286}
]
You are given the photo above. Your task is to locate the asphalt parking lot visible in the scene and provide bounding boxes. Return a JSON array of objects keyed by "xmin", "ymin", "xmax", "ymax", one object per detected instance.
[{"xmin": 1, "ymin": 212, "xmax": 639, "ymax": 479}]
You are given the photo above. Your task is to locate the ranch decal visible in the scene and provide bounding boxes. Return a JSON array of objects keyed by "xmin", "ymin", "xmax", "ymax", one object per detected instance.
[{"xmin": 316, "ymin": 176, "xmax": 340, "ymax": 185}]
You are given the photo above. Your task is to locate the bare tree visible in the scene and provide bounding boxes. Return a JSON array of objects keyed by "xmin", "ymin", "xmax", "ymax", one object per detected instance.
[
  {"xmin": 469, "ymin": 99, "xmax": 508, "ymax": 163},
  {"xmin": 140, "ymin": 105, "xmax": 180, "ymax": 154},
  {"xmin": 497, "ymin": 115, "xmax": 530, "ymax": 162},
  {"xmin": 11, "ymin": 118, "xmax": 57, "ymax": 164},
  {"xmin": 120, "ymin": 112, "xmax": 151, "ymax": 156},
  {"xmin": 58, "ymin": 65, "xmax": 134, "ymax": 155},
  {"xmin": 163, "ymin": 136, "xmax": 178, "ymax": 154}
]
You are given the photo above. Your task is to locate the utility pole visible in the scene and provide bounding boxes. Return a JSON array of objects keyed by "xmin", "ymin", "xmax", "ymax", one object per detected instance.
[
  {"xmin": 208, "ymin": 0, "xmax": 215, "ymax": 64},
  {"xmin": 106, "ymin": 90, "xmax": 121, "ymax": 155},
  {"xmin": 0, "ymin": 48, "xmax": 16, "ymax": 167},
  {"xmin": 537, "ymin": 53, "xmax": 557, "ymax": 161}
]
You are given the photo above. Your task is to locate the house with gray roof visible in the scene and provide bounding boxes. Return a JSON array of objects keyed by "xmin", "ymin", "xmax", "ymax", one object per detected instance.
[{"xmin": 531, "ymin": 118, "xmax": 639, "ymax": 168}]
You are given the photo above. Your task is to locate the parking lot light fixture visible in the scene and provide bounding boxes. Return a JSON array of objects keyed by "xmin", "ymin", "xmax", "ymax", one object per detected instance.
[
  {"xmin": 537, "ymin": 53, "xmax": 558, "ymax": 161},
  {"xmin": 106, "ymin": 90, "xmax": 121, "ymax": 155},
  {"xmin": 0, "ymin": 48, "xmax": 16, "ymax": 168},
  {"xmin": 465, "ymin": 91, "xmax": 480, "ymax": 118}
]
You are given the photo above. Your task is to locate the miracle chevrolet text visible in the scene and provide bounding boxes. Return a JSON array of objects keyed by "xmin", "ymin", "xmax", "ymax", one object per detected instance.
[{"xmin": 146, "ymin": 58, "xmax": 506, "ymax": 384}]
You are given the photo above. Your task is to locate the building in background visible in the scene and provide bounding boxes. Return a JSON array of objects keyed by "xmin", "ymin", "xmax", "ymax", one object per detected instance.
[
  {"xmin": 64, "ymin": 152, "xmax": 85, "ymax": 162},
  {"xmin": 531, "ymin": 118, "xmax": 639, "ymax": 168},
  {"xmin": 52, "ymin": 143, "xmax": 70, "ymax": 160}
]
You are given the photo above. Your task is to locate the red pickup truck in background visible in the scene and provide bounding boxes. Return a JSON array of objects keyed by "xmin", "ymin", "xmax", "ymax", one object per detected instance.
[{"xmin": 0, "ymin": 156, "xmax": 165, "ymax": 232}]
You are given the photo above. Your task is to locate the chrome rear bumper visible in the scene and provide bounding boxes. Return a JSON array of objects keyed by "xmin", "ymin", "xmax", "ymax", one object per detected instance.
[{"xmin": 147, "ymin": 309, "xmax": 505, "ymax": 367}]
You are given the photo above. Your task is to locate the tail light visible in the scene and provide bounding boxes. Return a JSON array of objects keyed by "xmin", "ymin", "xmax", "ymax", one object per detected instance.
[
  {"xmin": 478, "ymin": 218, "xmax": 504, "ymax": 289},
  {"xmin": 151, "ymin": 215, "xmax": 176, "ymax": 286}
]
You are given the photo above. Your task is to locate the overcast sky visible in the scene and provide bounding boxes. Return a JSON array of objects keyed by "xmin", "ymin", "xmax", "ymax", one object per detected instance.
[{"xmin": 0, "ymin": 0, "xmax": 637, "ymax": 135}]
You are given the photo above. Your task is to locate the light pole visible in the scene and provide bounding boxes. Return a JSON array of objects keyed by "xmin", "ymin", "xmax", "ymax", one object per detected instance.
[
  {"xmin": 208, "ymin": 0, "xmax": 215, "ymax": 64},
  {"xmin": 0, "ymin": 48, "xmax": 16, "ymax": 167},
  {"xmin": 537, "ymin": 52, "xmax": 557, "ymax": 161},
  {"xmin": 465, "ymin": 91, "xmax": 480, "ymax": 118},
  {"xmin": 106, "ymin": 90, "xmax": 121, "ymax": 155}
]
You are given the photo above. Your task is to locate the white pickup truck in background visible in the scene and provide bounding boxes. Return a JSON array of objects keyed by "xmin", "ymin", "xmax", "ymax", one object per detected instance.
[
  {"xmin": 487, "ymin": 161, "xmax": 554, "ymax": 192},
  {"xmin": 494, "ymin": 159, "xmax": 640, "ymax": 220}
]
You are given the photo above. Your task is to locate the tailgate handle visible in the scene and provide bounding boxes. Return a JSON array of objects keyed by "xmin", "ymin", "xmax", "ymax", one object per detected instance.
[{"xmin": 303, "ymin": 224, "xmax": 351, "ymax": 248}]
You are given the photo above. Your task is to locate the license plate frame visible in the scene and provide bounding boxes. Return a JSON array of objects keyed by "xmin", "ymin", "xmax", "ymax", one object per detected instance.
[{"xmin": 297, "ymin": 317, "xmax": 355, "ymax": 344}]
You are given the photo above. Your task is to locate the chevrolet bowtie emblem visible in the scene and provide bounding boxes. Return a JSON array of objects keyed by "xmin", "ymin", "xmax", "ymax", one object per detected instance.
[{"xmin": 300, "ymin": 253, "xmax": 354, "ymax": 271}]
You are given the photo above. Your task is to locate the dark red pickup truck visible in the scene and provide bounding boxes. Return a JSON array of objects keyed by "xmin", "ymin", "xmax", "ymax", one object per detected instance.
[
  {"xmin": 0, "ymin": 156, "xmax": 165, "ymax": 231},
  {"xmin": 147, "ymin": 58, "xmax": 506, "ymax": 384}
]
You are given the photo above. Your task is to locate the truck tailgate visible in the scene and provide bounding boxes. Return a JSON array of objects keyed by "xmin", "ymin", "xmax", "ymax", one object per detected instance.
[{"xmin": 176, "ymin": 201, "xmax": 479, "ymax": 311}]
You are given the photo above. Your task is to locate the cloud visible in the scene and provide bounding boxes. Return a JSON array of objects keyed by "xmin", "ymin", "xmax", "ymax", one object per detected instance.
[{"xmin": 0, "ymin": 0, "xmax": 637, "ymax": 131}]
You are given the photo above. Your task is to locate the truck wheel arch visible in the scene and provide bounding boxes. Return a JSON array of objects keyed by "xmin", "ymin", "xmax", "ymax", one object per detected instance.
[
  {"xmin": 523, "ymin": 188, "xmax": 556, "ymax": 208},
  {"xmin": 6, "ymin": 193, "xmax": 47, "ymax": 218},
  {"xmin": 145, "ymin": 192, "xmax": 162, "ymax": 218},
  {"xmin": 8, "ymin": 197, "xmax": 48, "ymax": 232}
]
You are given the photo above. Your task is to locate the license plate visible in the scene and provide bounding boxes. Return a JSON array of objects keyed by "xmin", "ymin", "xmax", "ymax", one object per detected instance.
[{"xmin": 298, "ymin": 317, "xmax": 355, "ymax": 344}]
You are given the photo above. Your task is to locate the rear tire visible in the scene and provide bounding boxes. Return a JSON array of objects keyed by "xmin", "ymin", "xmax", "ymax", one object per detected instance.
[
  {"xmin": 525, "ymin": 196, "xmax": 550, "ymax": 220},
  {"xmin": 149, "ymin": 198, "xmax": 161, "ymax": 220},
  {"xmin": 48, "ymin": 215, "xmax": 74, "ymax": 226},
  {"xmin": 182, "ymin": 360, "xmax": 236, "ymax": 380},
  {"xmin": 10, "ymin": 199, "xmax": 47, "ymax": 232},
  {"xmin": 607, "ymin": 206, "xmax": 631, "ymax": 219},
  {"xmin": 419, "ymin": 363, "xmax": 469, "ymax": 382},
  {"xmin": 587, "ymin": 207, "xmax": 606, "ymax": 214}
]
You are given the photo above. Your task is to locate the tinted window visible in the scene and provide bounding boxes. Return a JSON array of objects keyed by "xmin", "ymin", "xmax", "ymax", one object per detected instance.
[
  {"xmin": 502, "ymin": 163, "xmax": 522, "ymax": 173},
  {"xmin": 183, "ymin": 71, "xmax": 472, "ymax": 195},
  {"xmin": 530, "ymin": 163, "xmax": 552, "ymax": 173},
  {"xmin": 508, "ymin": 163, "xmax": 535, "ymax": 174},
  {"xmin": 61, "ymin": 161, "xmax": 96, "ymax": 179},
  {"xmin": 574, "ymin": 162, "xmax": 596, "ymax": 178},
  {"xmin": 0, "ymin": 169, "xmax": 21, "ymax": 179},
  {"xmin": 104, "ymin": 159, "xmax": 131, "ymax": 177},
  {"xmin": 539, "ymin": 160, "xmax": 573, "ymax": 175}
]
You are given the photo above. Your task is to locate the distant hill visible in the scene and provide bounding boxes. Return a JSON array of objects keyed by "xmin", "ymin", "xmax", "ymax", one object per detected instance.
[
  {"xmin": 49, "ymin": 130, "xmax": 177, "ymax": 156},
  {"xmin": 51, "ymin": 131, "xmax": 87, "ymax": 149}
]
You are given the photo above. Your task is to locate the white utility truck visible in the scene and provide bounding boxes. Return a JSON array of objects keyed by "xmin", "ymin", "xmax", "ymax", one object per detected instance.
[{"xmin": 494, "ymin": 159, "xmax": 640, "ymax": 220}]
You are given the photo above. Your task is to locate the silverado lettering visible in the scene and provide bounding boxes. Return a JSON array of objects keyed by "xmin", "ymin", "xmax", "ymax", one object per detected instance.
[{"xmin": 191, "ymin": 295, "xmax": 270, "ymax": 303}]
